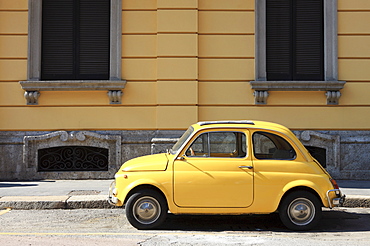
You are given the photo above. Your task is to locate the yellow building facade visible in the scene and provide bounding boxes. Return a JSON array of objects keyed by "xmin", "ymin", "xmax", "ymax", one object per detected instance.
[{"xmin": 0, "ymin": 0, "xmax": 369, "ymax": 180}]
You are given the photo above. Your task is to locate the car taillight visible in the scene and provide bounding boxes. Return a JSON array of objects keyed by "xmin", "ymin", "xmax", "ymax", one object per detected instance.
[{"xmin": 330, "ymin": 178, "xmax": 339, "ymax": 189}]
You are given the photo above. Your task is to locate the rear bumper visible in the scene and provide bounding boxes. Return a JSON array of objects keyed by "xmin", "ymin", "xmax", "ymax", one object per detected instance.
[{"xmin": 326, "ymin": 189, "xmax": 346, "ymax": 208}]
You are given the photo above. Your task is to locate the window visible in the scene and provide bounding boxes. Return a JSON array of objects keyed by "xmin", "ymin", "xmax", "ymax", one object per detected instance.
[
  {"xmin": 251, "ymin": 0, "xmax": 345, "ymax": 105},
  {"xmin": 266, "ymin": 0, "xmax": 323, "ymax": 81},
  {"xmin": 186, "ymin": 132, "xmax": 246, "ymax": 158},
  {"xmin": 41, "ymin": 0, "xmax": 110, "ymax": 80},
  {"xmin": 27, "ymin": 0, "xmax": 122, "ymax": 81},
  {"xmin": 253, "ymin": 132, "xmax": 296, "ymax": 160}
]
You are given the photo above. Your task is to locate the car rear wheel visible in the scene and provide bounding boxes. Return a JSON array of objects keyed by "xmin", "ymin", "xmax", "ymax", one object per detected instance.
[
  {"xmin": 125, "ymin": 189, "xmax": 167, "ymax": 229},
  {"xmin": 279, "ymin": 191, "xmax": 322, "ymax": 231}
]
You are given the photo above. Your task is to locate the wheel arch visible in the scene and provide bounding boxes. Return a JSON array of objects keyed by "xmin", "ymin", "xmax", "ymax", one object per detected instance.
[
  {"xmin": 124, "ymin": 184, "xmax": 168, "ymax": 206},
  {"xmin": 279, "ymin": 186, "xmax": 324, "ymax": 209}
]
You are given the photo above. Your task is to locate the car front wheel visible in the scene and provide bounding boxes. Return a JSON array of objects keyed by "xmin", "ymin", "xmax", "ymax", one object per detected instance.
[
  {"xmin": 125, "ymin": 189, "xmax": 167, "ymax": 230},
  {"xmin": 279, "ymin": 191, "xmax": 322, "ymax": 231}
]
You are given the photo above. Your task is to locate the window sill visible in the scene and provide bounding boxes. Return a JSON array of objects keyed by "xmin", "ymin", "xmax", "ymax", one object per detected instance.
[
  {"xmin": 19, "ymin": 80, "xmax": 127, "ymax": 105},
  {"xmin": 249, "ymin": 80, "xmax": 346, "ymax": 105}
]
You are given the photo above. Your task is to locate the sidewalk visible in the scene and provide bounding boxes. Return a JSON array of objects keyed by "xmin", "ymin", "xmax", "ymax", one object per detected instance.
[{"xmin": 0, "ymin": 179, "xmax": 369, "ymax": 209}]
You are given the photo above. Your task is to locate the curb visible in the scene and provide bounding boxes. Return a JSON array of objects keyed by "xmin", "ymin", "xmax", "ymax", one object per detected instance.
[
  {"xmin": 0, "ymin": 195, "xmax": 116, "ymax": 210},
  {"xmin": 343, "ymin": 195, "xmax": 370, "ymax": 208}
]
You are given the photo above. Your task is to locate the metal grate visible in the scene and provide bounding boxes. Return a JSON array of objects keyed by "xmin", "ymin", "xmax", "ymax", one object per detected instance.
[{"xmin": 38, "ymin": 146, "xmax": 109, "ymax": 172}]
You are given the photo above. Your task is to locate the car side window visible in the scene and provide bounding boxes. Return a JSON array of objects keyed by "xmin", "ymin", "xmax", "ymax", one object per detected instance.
[
  {"xmin": 252, "ymin": 132, "xmax": 296, "ymax": 160},
  {"xmin": 186, "ymin": 132, "xmax": 247, "ymax": 158}
]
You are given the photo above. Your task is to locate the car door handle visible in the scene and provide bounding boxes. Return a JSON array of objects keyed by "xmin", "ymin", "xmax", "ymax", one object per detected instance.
[{"xmin": 239, "ymin": 166, "xmax": 253, "ymax": 169}]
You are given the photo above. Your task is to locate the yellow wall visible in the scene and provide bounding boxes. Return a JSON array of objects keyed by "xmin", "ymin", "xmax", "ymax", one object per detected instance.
[{"xmin": 1, "ymin": 0, "xmax": 370, "ymax": 131}]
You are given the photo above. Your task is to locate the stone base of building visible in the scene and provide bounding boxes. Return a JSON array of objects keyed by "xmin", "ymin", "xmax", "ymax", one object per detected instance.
[{"xmin": 0, "ymin": 130, "xmax": 369, "ymax": 181}]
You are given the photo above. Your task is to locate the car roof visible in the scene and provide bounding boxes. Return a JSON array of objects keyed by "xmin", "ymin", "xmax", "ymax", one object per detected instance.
[{"xmin": 193, "ymin": 120, "xmax": 291, "ymax": 133}]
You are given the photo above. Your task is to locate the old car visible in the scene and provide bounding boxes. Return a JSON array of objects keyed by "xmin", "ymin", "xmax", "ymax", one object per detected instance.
[{"xmin": 109, "ymin": 120, "xmax": 345, "ymax": 230}]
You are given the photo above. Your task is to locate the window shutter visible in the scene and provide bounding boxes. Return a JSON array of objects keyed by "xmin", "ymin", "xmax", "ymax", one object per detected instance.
[
  {"xmin": 41, "ymin": 0, "xmax": 110, "ymax": 80},
  {"xmin": 266, "ymin": 0, "xmax": 292, "ymax": 80},
  {"xmin": 294, "ymin": 0, "xmax": 324, "ymax": 80},
  {"xmin": 78, "ymin": 0, "xmax": 110, "ymax": 79},
  {"xmin": 41, "ymin": 0, "xmax": 75, "ymax": 80},
  {"xmin": 266, "ymin": 0, "xmax": 324, "ymax": 81}
]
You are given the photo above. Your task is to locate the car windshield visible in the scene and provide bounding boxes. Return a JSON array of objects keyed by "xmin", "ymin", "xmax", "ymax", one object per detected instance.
[{"xmin": 170, "ymin": 126, "xmax": 194, "ymax": 155}]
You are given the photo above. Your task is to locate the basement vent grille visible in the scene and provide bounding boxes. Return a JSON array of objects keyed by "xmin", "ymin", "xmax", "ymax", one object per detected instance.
[{"xmin": 38, "ymin": 146, "xmax": 109, "ymax": 172}]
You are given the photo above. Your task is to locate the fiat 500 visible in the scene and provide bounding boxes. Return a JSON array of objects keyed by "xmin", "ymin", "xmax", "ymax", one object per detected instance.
[{"xmin": 109, "ymin": 120, "xmax": 345, "ymax": 230}]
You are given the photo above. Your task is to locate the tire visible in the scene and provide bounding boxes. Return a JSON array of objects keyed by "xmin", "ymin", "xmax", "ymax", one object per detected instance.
[
  {"xmin": 279, "ymin": 190, "xmax": 322, "ymax": 231},
  {"xmin": 125, "ymin": 189, "xmax": 167, "ymax": 229}
]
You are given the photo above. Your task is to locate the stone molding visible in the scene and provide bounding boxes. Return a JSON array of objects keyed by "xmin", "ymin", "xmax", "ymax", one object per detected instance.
[
  {"xmin": 19, "ymin": 80, "xmax": 126, "ymax": 105},
  {"xmin": 23, "ymin": 131, "xmax": 121, "ymax": 179}
]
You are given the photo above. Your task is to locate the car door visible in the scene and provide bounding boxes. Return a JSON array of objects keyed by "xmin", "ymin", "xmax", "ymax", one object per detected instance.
[{"xmin": 173, "ymin": 129, "xmax": 254, "ymax": 208}]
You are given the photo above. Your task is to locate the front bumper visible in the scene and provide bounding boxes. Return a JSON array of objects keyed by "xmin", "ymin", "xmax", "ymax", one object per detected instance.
[
  {"xmin": 108, "ymin": 180, "xmax": 119, "ymax": 205},
  {"xmin": 326, "ymin": 189, "xmax": 346, "ymax": 208}
]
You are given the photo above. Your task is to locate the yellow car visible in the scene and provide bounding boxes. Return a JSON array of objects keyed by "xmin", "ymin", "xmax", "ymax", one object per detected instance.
[{"xmin": 109, "ymin": 120, "xmax": 345, "ymax": 230}]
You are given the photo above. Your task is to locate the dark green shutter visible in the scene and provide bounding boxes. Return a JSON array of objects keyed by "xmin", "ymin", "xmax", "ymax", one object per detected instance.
[
  {"xmin": 266, "ymin": 0, "xmax": 324, "ymax": 81},
  {"xmin": 41, "ymin": 0, "xmax": 110, "ymax": 80}
]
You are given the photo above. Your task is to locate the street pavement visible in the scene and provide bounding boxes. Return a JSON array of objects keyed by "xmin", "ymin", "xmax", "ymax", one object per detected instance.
[{"xmin": 0, "ymin": 179, "xmax": 369, "ymax": 209}]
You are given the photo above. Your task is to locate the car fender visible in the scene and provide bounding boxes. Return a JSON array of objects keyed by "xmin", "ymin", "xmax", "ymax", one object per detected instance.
[
  {"xmin": 118, "ymin": 177, "xmax": 171, "ymax": 207},
  {"xmin": 280, "ymin": 180, "xmax": 328, "ymax": 207}
]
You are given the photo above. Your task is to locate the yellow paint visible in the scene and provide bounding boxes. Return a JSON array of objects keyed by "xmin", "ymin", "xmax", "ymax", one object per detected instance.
[
  {"xmin": 198, "ymin": 107, "xmax": 370, "ymax": 130},
  {"xmin": 122, "ymin": 35, "xmax": 157, "ymax": 58},
  {"xmin": 0, "ymin": 82, "xmax": 28, "ymax": 106},
  {"xmin": 0, "ymin": 0, "xmax": 27, "ymax": 10},
  {"xmin": 266, "ymin": 91, "xmax": 326, "ymax": 105},
  {"xmin": 0, "ymin": 1, "xmax": 370, "ymax": 133},
  {"xmin": 157, "ymin": 10, "xmax": 197, "ymax": 33},
  {"xmin": 340, "ymin": 82, "xmax": 370, "ymax": 105},
  {"xmin": 0, "ymin": 12, "xmax": 28, "ymax": 34},
  {"xmin": 122, "ymin": 11, "xmax": 157, "ymax": 34},
  {"xmin": 157, "ymin": 34, "xmax": 197, "ymax": 57},
  {"xmin": 338, "ymin": 12, "xmax": 370, "ymax": 34},
  {"xmin": 0, "ymin": 60, "xmax": 27, "ymax": 81},
  {"xmin": 157, "ymin": 81, "xmax": 198, "ymax": 105},
  {"xmin": 198, "ymin": 59, "xmax": 254, "ymax": 81},
  {"xmin": 0, "ymin": 107, "xmax": 158, "ymax": 130},
  {"xmin": 199, "ymin": 11, "xmax": 254, "ymax": 34},
  {"xmin": 339, "ymin": 36, "xmax": 370, "ymax": 58},
  {"xmin": 0, "ymin": 207, "xmax": 11, "ymax": 216},
  {"xmin": 157, "ymin": 58, "xmax": 197, "ymax": 80},
  {"xmin": 122, "ymin": 0, "xmax": 157, "ymax": 10},
  {"xmin": 338, "ymin": 0, "xmax": 370, "ymax": 10},
  {"xmin": 338, "ymin": 59, "xmax": 370, "ymax": 81},
  {"xmin": 121, "ymin": 59, "xmax": 157, "ymax": 81},
  {"xmin": 199, "ymin": 35, "xmax": 254, "ymax": 58},
  {"xmin": 199, "ymin": 0, "xmax": 254, "ymax": 10},
  {"xmin": 156, "ymin": 106, "xmax": 198, "ymax": 129},
  {"xmin": 0, "ymin": 35, "xmax": 27, "ymax": 58},
  {"xmin": 157, "ymin": 0, "xmax": 198, "ymax": 9},
  {"xmin": 199, "ymin": 82, "xmax": 254, "ymax": 105}
]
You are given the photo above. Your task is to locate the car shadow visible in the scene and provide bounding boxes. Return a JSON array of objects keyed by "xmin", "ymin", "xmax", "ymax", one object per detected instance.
[{"xmin": 155, "ymin": 209, "xmax": 370, "ymax": 233}]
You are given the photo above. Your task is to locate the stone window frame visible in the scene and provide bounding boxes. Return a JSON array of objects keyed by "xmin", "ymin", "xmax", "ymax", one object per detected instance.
[
  {"xmin": 20, "ymin": 0, "xmax": 126, "ymax": 105},
  {"xmin": 250, "ymin": 0, "xmax": 346, "ymax": 105}
]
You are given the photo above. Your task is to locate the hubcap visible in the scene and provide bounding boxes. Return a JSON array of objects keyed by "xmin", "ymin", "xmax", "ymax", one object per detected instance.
[
  {"xmin": 288, "ymin": 198, "xmax": 315, "ymax": 226},
  {"xmin": 133, "ymin": 196, "xmax": 161, "ymax": 224}
]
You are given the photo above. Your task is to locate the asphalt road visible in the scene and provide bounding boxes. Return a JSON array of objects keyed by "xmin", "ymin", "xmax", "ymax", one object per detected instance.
[{"xmin": 0, "ymin": 207, "xmax": 369, "ymax": 246}]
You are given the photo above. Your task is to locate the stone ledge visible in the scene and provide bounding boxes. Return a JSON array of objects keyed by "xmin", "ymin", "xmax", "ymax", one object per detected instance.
[{"xmin": 19, "ymin": 80, "xmax": 126, "ymax": 91}]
